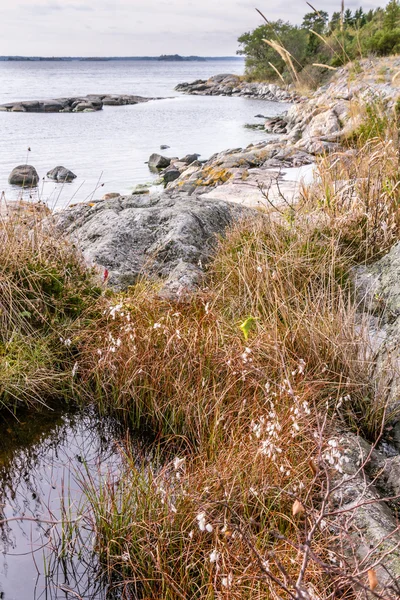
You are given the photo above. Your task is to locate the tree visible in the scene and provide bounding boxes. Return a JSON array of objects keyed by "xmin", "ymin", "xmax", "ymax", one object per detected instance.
[
  {"xmin": 354, "ymin": 8, "xmax": 367, "ymax": 27},
  {"xmin": 344, "ymin": 9, "xmax": 354, "ymax": 27},
  {"xmin": 384, "ymin": 0, "xmax": 400, "ymax": 30},
  {"xmin": 302, "ymin": 10, "xmax": 329, "ymax": 55},
  {"xmin": 237, "ymin": 21, "xmax": 308, "ymax": 81},
  {"xmin": 329, "ymin": 11, "xmax": 341, "ymax": 33}
]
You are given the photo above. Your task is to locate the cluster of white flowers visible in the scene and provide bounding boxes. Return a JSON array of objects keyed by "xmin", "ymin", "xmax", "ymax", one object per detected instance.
[
  {"xmin": 209, "ymin": 549, "xmax": 219, "ymax": 563},
  {"xmin": 322, "ymin": 439, "xmax": 350, "ymax": 474},
  {"xmin": 107, "ymin": 332, "xmax": 122, "ymax": 353},
  {"xmin": 241, "ymin": 347, "xmax": 253, "ymax": 364},
  {"xmin": 196, "ymin": 512, "xmax": 213, "ymax": 533},
  {"xmin": 336, "ymin": 394, "xmax": 351, "ymax": 410},
  {"xmin": 289, "ymin": 398, "xmax": 311, "ymax": 437},
  {"xmin": 251, "ymin": 404, "xmax": 283, "ymax": 461},
  {"xmin": 60, "ymin": 337, "xmax": 72, "ymax": 347},
  {"xmin": 292, "ymin": 358, "xmax": 306, "ymax": 377},
  {"xmin": 221, "ymin": 572, "xmax": 233, "ymax": 588},
  {"xmin": 107, "ymin": 303, "xmax": 123, "ymax": 319}
]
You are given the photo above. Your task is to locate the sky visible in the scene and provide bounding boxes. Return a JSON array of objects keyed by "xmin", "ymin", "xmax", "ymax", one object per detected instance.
[{"xmin": 0, "ymin": 0, "xmax": 383, "ymax": 57}]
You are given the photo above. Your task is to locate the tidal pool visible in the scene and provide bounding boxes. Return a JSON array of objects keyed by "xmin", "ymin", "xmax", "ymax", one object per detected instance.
[{"xmin": 0, "ymin": 404, "xmax": 129, "ymax": 600}]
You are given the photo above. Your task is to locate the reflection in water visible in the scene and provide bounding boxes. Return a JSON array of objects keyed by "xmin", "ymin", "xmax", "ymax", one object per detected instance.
[{"xmin": 0, "ymin": 405, "xmax": 125, "ymax": 600}]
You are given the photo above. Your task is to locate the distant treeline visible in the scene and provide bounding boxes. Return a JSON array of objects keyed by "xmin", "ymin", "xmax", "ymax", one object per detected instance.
[
  {"xmin": 238, "ymin": 1, "xmax": 400, "ymax": 82},
  {"xmin": 0, "ymin": 55, "xmax": 243, "ymax": 62}
]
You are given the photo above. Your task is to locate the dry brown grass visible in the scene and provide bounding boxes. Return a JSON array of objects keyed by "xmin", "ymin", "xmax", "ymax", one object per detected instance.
[
  {"xmin": 0, "ymin": 210, "xmax": 101, "ymax": 408},
  {"xmin": 70, "ymin": 99, "xmax": 400, "ymax": 599},
  {"xmin": 75, "ymin": 203, "xmax": 387, "ymax": 598}
]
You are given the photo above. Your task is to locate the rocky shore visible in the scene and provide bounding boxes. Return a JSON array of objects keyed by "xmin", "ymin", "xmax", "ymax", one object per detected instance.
[
  {"xmin": 0, "ymin": 93, "xmax": 158, "ymax": 113},
  {"xmin": 175, "ymin": 73, "xmax": 300, "ymax": 102}
]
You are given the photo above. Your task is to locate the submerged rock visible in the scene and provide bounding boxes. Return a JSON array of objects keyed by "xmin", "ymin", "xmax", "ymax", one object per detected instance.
[
  {"xmin": 55, "ymin": 192, "xmax": 251, "ymax": 295},
  {"xmin": 8, "ymin": 165, "xmax": 39, "ymax": 187},
  {"xmin": 47, "ymin": 166, "xmax": 77, "ymax": 182}
]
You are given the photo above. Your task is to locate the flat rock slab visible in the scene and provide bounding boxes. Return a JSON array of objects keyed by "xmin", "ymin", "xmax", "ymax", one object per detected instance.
[
  {"xmin": 200, "ymin": 169, "xmax": 302, "ymax": 209},
  {"xmin": 55, "ymin": 192, "xmax": 252, "ymax": 296},
  {"xmin": 0, "ymin": 94, "xmax": 159, "ymax": 113}
]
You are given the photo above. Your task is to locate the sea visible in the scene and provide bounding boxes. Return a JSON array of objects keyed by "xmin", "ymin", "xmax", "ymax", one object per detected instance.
[{"xmin": 0, "ymin": 59, "xmax": 291, "ymax": 208}]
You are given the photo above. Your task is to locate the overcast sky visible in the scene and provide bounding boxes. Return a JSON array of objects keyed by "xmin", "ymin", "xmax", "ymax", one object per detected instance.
[{"xmin": 0, "ymin": 1, "xmax": 382, "ymax": 57}]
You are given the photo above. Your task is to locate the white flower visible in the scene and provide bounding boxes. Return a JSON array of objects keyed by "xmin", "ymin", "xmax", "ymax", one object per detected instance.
[
  {"xmin": 209, "ymin": 550, "xmax": 219, "ymax": 563},
  {"xmin": 153, "ymin": 322, "xmax": 162, "ymax": 329},
  {"xmin": 72, "ymin": 362, "xmax": 78, "ymax": 377},
  {"xmin": 173, "ymin": 457, "xmax": 185, "ymax": 471},
  {"xmin": 109, "ymin": 303, "xmax": 123, "ymax": 319},
  {"xmin": 206, "ymin": 523, "xmax": 213, "ymax": 533},
  {"xmin": 221, "ymin": 572, "xmax": 233, "ymax": 588},
  {"xmin": 196, "ymin": 512, "xmax": 206, "ymax": 531}
]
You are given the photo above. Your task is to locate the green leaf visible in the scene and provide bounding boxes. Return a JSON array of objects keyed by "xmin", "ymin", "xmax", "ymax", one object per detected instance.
[{"xmin": 239, "ymin": 316, "xmax": 257, "ymax": 340}]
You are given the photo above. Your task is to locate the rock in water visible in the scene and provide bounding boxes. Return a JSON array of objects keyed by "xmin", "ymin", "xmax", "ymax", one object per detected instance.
[
  {"xmin": 47, "ymin": 166, "xmax": 77, "ymax": 182},
  {"xmin": 148, "ymin": 153, "xmax": 171, "ymax": 169},
  {"xmin": 8, "ymin": 165, "xmax": 39, "ymax": 187},
  {"xmin": 55, "ymin": 192, "xmax": 252, "ymax": 296},
  {"xmin": 180, "ymin": 153, "xmax": 200, "ymax": 165}
]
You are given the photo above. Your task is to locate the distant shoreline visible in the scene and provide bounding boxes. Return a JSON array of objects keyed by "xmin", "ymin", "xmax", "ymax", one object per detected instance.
[{"xmin": 0, "ymin": 55, "xmax": 244, "ymax": 62}]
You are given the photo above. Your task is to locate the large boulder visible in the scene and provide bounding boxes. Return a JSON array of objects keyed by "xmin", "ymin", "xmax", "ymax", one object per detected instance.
[
  {"xmin": 47, "ymin": 166, "xmax": 77, "ymax": 182},
  {"xmin": 302, "ymin": 109, "xmax": 341, "ymax": 139},
  {"xmin": 148, "ymin": 154, "xmax": 171, "ymax": 169},
  {"xmin": 8, "ymin": 165, "xmax": 39, "ymax": 187},
  {"xmin": 55, "ymin": 192, "xmax": 250, "ymax": 295}
]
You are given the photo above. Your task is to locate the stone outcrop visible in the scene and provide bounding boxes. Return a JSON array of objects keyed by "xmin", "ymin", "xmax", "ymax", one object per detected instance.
[
  {"xmin": 8, "ymin": 165, "xmax": 39, "ymax": 187},
  {"xmin": 47, "ymin": 166, "xmax": 77, "ymax": 182},
  {"xmin": 355, "ymin": 243, "xmax": 400, "ymax": 416},
  {"xmin": 55, "ymin": 192, "xmax": 252, "ymax": 296},
  {"xmin": 330, "ymin": 433, "xmax": 400, "ymax": 592},
  {"xmin": 0, "ymin": 94, "xmax": 158, "ymax": 113},
  {"xmin": 176, "ymin": 74, "xmax": 299, "ymax": 103}
]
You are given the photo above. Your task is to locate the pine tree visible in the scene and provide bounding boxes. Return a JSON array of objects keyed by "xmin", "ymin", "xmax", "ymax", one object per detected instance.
[
  {"xmin": 384, "ymin": 0, "xmax": 400, "ymax": 30},
  {"xmin": 344, "ymin": 9, "xmax": 354, "ymax": 26},
  {"xmin": 354, "ymin": 8, "xmax": 367, "ymax": 27}
]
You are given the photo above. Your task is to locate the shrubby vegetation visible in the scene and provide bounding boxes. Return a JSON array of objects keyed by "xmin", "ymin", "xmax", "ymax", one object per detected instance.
[{"xmin": 238, "ymin": 1, "xmax": 400, "ymax": 83}]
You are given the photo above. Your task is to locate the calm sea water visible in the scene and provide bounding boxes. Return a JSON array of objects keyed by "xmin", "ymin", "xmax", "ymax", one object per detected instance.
[{"xmin": 0, "ymin": 60, "xmax": 291, "ymax": 207}]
